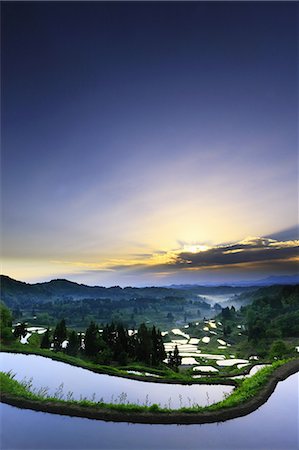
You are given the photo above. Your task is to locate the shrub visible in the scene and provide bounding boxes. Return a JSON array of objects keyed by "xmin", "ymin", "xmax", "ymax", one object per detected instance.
[{"xmin": 149, "ymin": 403, "xmax": 160, "ymax": 412}]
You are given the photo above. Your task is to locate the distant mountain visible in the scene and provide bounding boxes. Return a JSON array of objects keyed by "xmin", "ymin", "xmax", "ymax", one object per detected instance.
[
  {"xmin": 169, "ymin": 274, "xmax": 299, "ymax": 289},
  {"xmin": 0, "ymin": 275, "xmax": 188, "ymax": 307},
  {"xmin": 249, "ymin": 275, "xmax": 299, "ymax": 286},
  {"xmin": 1, "ymin": 275, "xmax": 298, "ymax": 309},
  {"xmin": 0, "ymin": 275, "xmax": 106, "ymax": 305},
  {"xmin": 167, "ymin": 284, "xmax": 253, "ymax": 294}
]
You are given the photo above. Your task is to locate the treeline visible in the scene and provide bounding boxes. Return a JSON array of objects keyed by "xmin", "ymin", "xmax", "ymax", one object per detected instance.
[
  {"xmin": 217, "ymin": 285, "xmax": 299, "ymax": 342},
  {"xmin": 243, "ymin": 285, "xmax": 299, "ymax": 341},
  {"xmin": 40, "ymin": 320, "xmax": 167, "ymax": 367},
  {"xmin": 216, "ymin": 285, "xmax": 299, "ymax": 358},
  {"xmin": 0, "ymin": 303, "xmax": 14, "ymax": 341}
]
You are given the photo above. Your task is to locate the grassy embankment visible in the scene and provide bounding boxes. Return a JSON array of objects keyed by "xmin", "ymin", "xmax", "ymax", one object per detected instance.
[{"xmin": 1, "ymin": 358, "xmax": 298, "ymax": 419}]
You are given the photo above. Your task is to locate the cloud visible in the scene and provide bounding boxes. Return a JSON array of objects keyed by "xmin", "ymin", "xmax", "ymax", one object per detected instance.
[
  {"xmin": 265, "ymin": 225, "xmax": 299, "ymax": 242},
  {"xmin": 47, "ymin": 235, "xmax": 298, "ymax": 287},
  {"xmin": 99, "ymin": 236, "xmax": 299, "ymax": 275},
  {"xmin": 174, "ymin": 237, "xmax": 298, "ymax": 269}
]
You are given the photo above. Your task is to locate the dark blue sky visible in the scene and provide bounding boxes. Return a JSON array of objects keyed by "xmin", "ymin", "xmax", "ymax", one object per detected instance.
[{"xmin": 1, "ymin": 2, "xmax": 298, "ymax": 285}]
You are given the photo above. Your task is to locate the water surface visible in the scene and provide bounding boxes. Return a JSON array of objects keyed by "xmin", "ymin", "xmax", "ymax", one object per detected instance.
[
  {"xmin": 1, "ymin": 353, "xmax": 232, "ymax": 408},
  {"xmin": 1, "ymin": 372, "xmax": 297, "ymax": 450}
]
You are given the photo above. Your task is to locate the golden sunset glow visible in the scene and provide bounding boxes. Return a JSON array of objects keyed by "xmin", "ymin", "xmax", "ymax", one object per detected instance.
[
  {"xmin": 183, "ymin": 245, "xmax": 210, "ymax": 254},
  {"xmin": 3, "ymin": 234, "xmax": 297, "ymax": 286}
]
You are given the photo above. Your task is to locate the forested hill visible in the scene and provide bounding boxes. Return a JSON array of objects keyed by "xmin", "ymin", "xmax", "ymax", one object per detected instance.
[
  {"xmin": 213, "ymin": 284, "xmax": 299, "ymax": 357},
  {"xmin": 230, "ymin": 284, "xmax": 299, "ymax": 343},
  {"xmin": 0, "ymin": 275, "xmax": 188, "ymax": 306},
  {"xmin": 243, "ymin": 284, "xmax": 299, "ymax": 339},
  {"xmin": 244, "ymin": 284, "xmax": 299, "ymax": 303}
]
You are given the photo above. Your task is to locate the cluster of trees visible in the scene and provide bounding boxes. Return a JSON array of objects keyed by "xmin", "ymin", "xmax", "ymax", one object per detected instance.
[
  {"xmin": 214, "ymin": 285, "xmax": 298, "ymax": 359},
  {"xmin": 40, "ymin": 319, "xmax": 82, "ymax": 356},
  {"xmin": 220, "ymin": 306, "xmax": 236, "ymax": 337},
  {"xmin": 218, "ymin": 286, "xmax": 299, "ymax": 345},
  {"xmin": 40, "ymin": 320, "xmax": 167, "ymax": 367},
  {"xmin": 99, "ymin": 322, "xmax": 166, "ymax": 366},
  {"xmin": 244, "ymin": 287, "xmax": 299, "ymax": 342},
  {"xmin": 221, "ymin": 306, "xmax": 236, "ymax": 320},
  {"xmin": 0, "ymin": 303, "xmax": 174, "ymax": 369},
  {"xmin": 207, "ymin": 284, "xmax": 299, "ymax": 360},
  {"xmin": 269, "ymin": 340, "xmax": 293, "ymax": 359},
  {"xmin": 0, "ymin": 303, "xmax": 14, "ymax": 341}
]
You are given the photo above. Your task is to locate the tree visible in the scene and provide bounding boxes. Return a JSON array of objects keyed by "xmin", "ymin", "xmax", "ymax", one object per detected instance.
[
  {"xmin": 84, "ymin": 322, "xmax": 101, "ymax": 357},
  {"xmin": 167, "ymin": 345, "xmax": 182, "ymax": 371},
  {"xmin": 270, "ymin": 340, "xmax": 290, "ymax": 359},
  {"xmin": 221, "ymin": 307, "xmax": 231, "ymax": 320},
  {"xmin": 96, "ymin": 347, "xmax": 113, "ymax": 364},
  {"xmin": 136, "ymin": 323, "xmax": 152, "ymax": 364},
  {"xmin": 0, "ymin": 303, "xmax": 14, "ymax": 341},
  {"xmin": 248, "ymin": 318, "xmax": 265, "ymax": 342},
  {"xmin": 40, "ymin": 328, "xmax": 51, "ymax": 349},
  {"xmin": 13, "ymin": 322, "xmax": 27, "ymax": 339},
  {"xmin": 151, "ymin": 326, "xmax": 166, "ymax": 365},
  {"xmin": 106, "ymin": 322, "xmax": 130, "ymax": 363},
  {"xmin": 156, "ymin": 329, "xmax": 166, "ymax": 363},
  {"xmin": 173, "ymin": 345, "xmax": 182, "ymax": 368},
  {"xmin": 223, "ymin": 324, "xmax": 232, "ymax": 337},
  {"xmin": 66, "ymin": 330, "xmax": 80, "ymax": 356},
  {"xmin": 102, "ymin": 322, "xmax": 116, "ymax": 348},
  {"xmin": 116, "ymin": 323, "xmax": 128, "ymax": 354},
  {"xmin": 53, "ymin": 319, "xmax": 67, "ymax": 351},
  {"xmin": 151, "ymin": 326, "xmax": 158, "ymax": 366},
  {"xmin": 117, "ymin": 350, "xmax": 128, "ymax": 365}
]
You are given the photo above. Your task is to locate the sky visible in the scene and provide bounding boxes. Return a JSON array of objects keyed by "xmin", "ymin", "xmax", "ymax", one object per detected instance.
[{"xmin": 1, "ymin": 1, "xmax": 298, "ymax": 286}]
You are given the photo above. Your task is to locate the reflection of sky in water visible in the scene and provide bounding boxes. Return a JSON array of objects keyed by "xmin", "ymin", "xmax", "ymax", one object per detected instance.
[
  {"xmin": 1, "ymin": 372, "xmax": 298, "ymax": 450},
  {"xmin": 1, "ymin": 353, "xmax": 233, "ymax": 408}
]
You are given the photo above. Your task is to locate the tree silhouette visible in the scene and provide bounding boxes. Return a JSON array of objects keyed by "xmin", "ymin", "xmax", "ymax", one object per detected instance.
[
  {"xmin": 40, "ymin": 328, "xmax": 51, "ymax": 349},
  {"xmin": 53, "ymin": 319, "xmax": 67, "ymax": 351}
]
